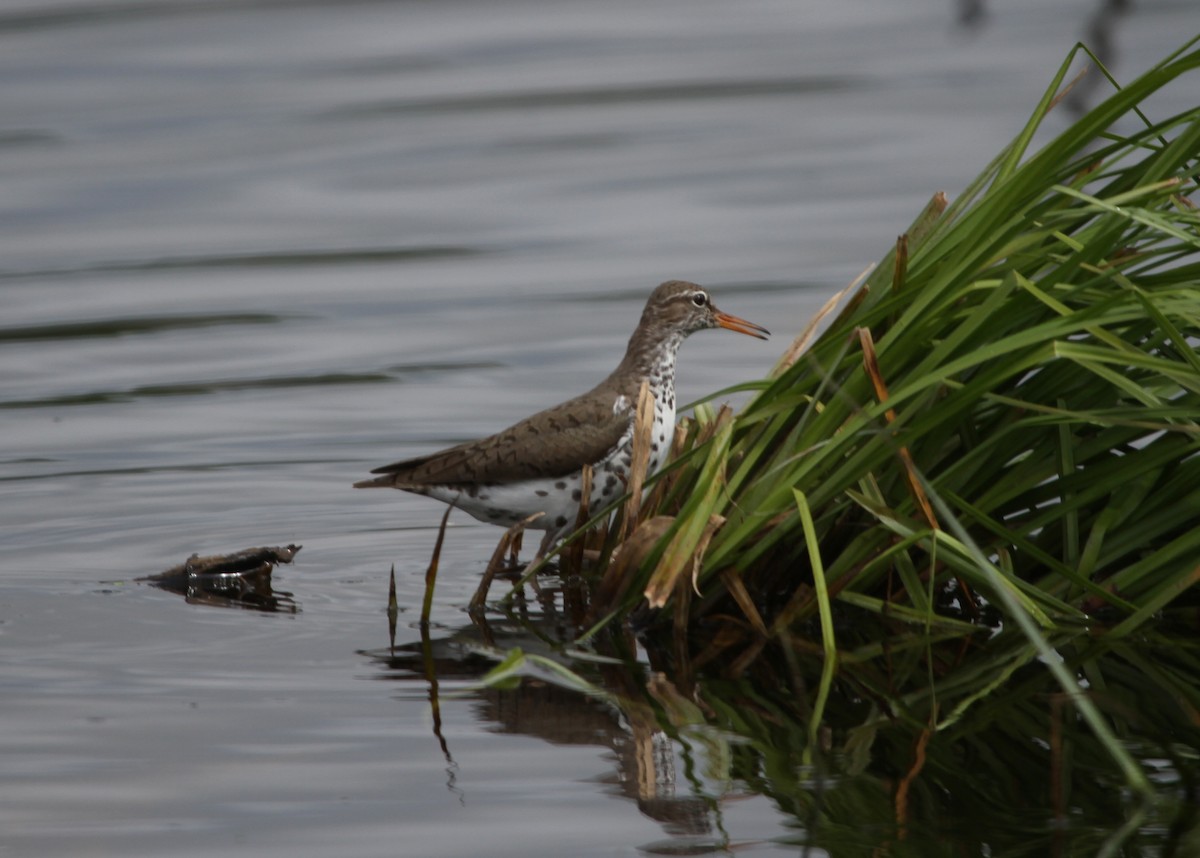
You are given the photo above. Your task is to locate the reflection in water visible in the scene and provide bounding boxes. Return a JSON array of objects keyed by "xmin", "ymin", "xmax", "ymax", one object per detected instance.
[
  {"xmin": 361, "ymin": 575, "xmax": 1200, "ymax": 856},
  {"xmin": 418, "ymin": 625, "xmax": 465, "ymax": 806},
  {"xmin": 363, "ymin": 605, "xmax": 727, "ymax": 851}
]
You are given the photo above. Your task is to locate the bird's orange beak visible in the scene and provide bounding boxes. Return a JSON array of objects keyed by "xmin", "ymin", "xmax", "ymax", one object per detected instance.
[{"xmin": 714, "ymin": 311, "xmax": 770, "ymax": 340}]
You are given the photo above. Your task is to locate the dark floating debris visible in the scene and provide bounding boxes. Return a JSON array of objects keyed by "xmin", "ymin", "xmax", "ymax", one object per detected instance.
[{"xmin": 139, "ymin": 544, "xmax": 302, "ymax": 613}]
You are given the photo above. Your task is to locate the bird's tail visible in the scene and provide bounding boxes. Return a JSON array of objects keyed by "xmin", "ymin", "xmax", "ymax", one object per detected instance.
[{"xmin": 353, "ymin": 475, "xmax": 396, "ymax": 489}]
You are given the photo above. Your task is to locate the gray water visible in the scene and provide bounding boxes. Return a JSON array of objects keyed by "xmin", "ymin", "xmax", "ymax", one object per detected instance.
[{"xmin": 3, "ymin": 2, "xmax": 1197, "ymax": 855}]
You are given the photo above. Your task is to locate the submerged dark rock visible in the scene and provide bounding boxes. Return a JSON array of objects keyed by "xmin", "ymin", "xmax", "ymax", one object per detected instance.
[{"xmin": 139, "ymin": 544, "xmax": 302, "ymax": 612}]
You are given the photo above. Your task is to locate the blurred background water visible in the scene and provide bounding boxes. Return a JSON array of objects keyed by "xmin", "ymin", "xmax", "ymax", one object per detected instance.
[{"xmin": 2, "ymin": 1, "xmax": 1197, "ymax": 855}]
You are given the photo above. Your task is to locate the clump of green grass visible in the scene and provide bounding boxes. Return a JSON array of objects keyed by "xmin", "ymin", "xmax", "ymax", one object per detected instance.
[{"xmin": 549, "ymin": 36, "xmax": 1200, "ymax": 821}]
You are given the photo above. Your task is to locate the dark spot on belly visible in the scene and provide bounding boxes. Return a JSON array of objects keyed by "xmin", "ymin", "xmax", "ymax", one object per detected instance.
[
  {"xmin": 535, "ymin": 489, "xmax": 549, "ymax": 497},
  {"xmin": 555, "ymin": 515, "xmax": 568, "ymax": 528},
  {"xmin": 555, "ymin": 481, "xmax": 567, "ymax": 489},
  {"xmin": 487, "ymin": 511, "xmax": 501, "ymax": 519},
  {"xmin": 651, "ymin": 442, "xmax": 659, "ymax": 452},
  {"xmin": 602, "ymin": 486, "xmax": 612, "ymax": 497},
  {"xmin": 605, "ymin": 474, "xmax": 617, "ymax": 489},
  {"xmin": 571, "ymin": 489, "xmax": 581, "ymax": 501}
]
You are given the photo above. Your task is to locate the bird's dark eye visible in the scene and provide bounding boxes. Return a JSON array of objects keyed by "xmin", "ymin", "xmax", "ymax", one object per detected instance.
[{"xmin": 691, "ymin": 292, "xmax": 708, "ymax": 307}]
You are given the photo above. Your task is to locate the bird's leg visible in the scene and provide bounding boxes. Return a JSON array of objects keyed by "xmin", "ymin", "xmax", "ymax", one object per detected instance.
[
  {"xmin": 520, "ymin": 530, "xmax": 566, "ymax": 597},
  {"xmin": 469, "ymin": 512, "xmax": 545, "ymax": 615},
  {"xmin": 518, "ymin": 517, "xmax": 561, "ymax": 594},
  {"xmin": 507, "ymin": 528, "xmax": 524, "ymax": 567},
  {"xmin": 535, "ymin": 529, "xmax": 557, "ymax": 562},
  {"xmin": 517, "ymin": 530, "xmax": 563, "ymax": 597}
]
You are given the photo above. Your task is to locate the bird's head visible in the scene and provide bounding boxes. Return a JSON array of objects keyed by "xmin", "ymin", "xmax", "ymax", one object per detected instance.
[{"xmin": 642, "ymin": 280, "xmax": 770, "ymax": 340}]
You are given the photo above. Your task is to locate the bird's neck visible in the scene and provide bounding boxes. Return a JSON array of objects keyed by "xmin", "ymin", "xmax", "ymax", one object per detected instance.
[{"xmin": 616, "ymin": 324, "xmax": 685, "ymax": 393}]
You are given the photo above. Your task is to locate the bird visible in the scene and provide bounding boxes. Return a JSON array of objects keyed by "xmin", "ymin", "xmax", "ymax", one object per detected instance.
[{"xmin": 354, "ymin": 280, "xmax": 769, "ymax": 556}]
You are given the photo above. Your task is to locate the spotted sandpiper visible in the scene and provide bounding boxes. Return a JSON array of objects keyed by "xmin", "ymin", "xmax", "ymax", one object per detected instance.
[{"xmin": 354, "ymin": 280, "xmax": 769, "ymax": 553}]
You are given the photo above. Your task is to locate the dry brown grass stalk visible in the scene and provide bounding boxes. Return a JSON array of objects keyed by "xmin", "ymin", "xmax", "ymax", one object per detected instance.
[
  {"xmin": 773, "ymin": 266, "xmax": 872, "ymax": 377},
  {"xmin": 588, "ymin": 515, "xmax": 676, "ymax": 620},
  {"xmin": 644, "ymin": 513, "xmax": 725, "ymax": 609},
  {"xmin": 857, "ymin": 326, "xmax": 938, "ymax": 531},
  {"xmin": 621, "ymin": 379, "xmax": 655, "ymax": 541}
]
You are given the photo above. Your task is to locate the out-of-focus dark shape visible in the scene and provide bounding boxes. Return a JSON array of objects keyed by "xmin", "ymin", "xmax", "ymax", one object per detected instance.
[
  {"xmin": 956, "ymin": 0, "xmax": 1137, "ymax": 114},
  {"xmin": 957, "ymin": 0, "xmax": 987, "ymax": 30},
  {"xmin": 1067, "ymin": 0, "xmax": 1134, "ymax": 113}
]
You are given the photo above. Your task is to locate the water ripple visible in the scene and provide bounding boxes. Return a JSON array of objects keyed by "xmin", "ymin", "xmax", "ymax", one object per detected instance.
[
  {"xmin": 0, "ymin": 245, "xmax": 485, "ymax": 282},
  {"xmin": 323, "ymin": 75, "xmax": 864, "ymax": 119},
  {"xmin": 0, "ymin": 361, "xmax": 502, "ymax": 409},
  {"xmin": 0, "ymin": 313, "xmax": 287, "ymax": 343},
  {"xmin": 2, "ymin": 373, "xmax": 390, "ymax": 410}
]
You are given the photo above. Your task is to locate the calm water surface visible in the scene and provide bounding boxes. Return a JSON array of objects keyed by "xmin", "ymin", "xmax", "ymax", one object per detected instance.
[{"xmin": 2, "ymin": 1, "xmax": 1197, "ymax": 855}]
